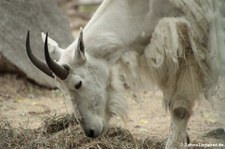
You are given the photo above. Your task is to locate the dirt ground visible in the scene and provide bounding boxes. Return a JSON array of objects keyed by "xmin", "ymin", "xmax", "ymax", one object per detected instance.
[{"xmin": 0, "ymin": 74, "xmax": 224, "ymax": 148}]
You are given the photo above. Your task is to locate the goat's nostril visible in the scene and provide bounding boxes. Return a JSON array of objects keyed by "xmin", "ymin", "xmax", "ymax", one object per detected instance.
[
  {"xmin": 90, "ymin": 129, "xmax": 95, "ymax": 138},
  {"xmin": 86, "ymin": 129, "xmax": 95, "ymax": 138}
]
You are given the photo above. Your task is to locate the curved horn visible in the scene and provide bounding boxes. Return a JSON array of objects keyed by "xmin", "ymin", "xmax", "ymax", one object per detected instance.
[
  {"xmin": 26, "ymin": 31, "xmax": 54, "ymax": 78},
  {"xmin": 44, "ymin": 33, "xmax": 69, "ymax": 80}
]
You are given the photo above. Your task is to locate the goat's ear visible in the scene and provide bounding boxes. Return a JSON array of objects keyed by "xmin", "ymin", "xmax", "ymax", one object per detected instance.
[
  {"xmin": 41, "ymin": 32, "xmax": 63, "ymax": 61},
  {"xmin": 77, "ymin": 29, "xmax": 85, "ymax": 54},
  {"xmin": 73, "ymin": 29, "xmax": 86, "ymax": 63}
]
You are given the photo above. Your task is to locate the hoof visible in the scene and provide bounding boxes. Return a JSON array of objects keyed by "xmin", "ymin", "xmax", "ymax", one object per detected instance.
[{"xmin": 186, "ymin": 133, "xmax": 190, "ymax": 144}]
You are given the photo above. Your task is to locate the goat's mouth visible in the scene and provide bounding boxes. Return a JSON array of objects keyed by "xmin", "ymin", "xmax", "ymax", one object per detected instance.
[{"xmin": 81, "ymin": 125, "xmax": 105, "ymax": 138}]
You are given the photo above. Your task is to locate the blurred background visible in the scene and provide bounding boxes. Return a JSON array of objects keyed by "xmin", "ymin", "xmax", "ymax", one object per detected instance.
[{"xmin": 57, "ymin": 0, "xmax": 103, "ymax": 36}]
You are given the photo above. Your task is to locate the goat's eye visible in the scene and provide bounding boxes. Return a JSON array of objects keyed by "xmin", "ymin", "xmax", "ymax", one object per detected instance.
[{"xmin": 75, "ymin": 81, "xmax": 82, "ymax": 89}]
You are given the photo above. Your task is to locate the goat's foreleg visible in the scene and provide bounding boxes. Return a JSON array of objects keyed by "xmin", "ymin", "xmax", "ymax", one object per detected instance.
[{"xmin": 165, "ymin": 96, "xmax": 194, "ymax": 149}]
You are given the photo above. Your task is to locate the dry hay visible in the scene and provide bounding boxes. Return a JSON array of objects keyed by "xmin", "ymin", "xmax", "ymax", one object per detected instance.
[{"xmin": 0, "ymin": 114, "xmax": 165, "ymax": 149}]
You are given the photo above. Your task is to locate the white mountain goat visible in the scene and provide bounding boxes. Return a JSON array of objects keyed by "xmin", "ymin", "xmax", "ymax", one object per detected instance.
[{"xmin": 26, "ymin": 0, "xmax": 223, "ymax": 148}]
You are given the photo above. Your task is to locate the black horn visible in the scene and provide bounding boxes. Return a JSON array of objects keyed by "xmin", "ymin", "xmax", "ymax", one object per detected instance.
[
  {"xmin": 26, "ymin": 31, "xmax": 54, "ymax": 78},
  {"xmin": 44, "ymin": 33, "xmax": 69, "ymax": 80}
]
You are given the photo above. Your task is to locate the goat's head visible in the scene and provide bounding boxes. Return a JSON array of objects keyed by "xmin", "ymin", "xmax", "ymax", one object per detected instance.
[{"xmin": 26, "ymin": 30, "xmax": 127, "ymax": 138}]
